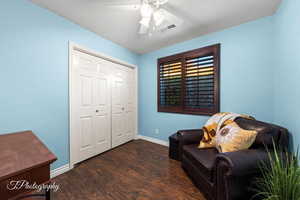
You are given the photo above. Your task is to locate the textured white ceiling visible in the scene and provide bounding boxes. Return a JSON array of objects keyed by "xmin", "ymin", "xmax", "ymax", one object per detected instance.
[{"xmin": 29, "ymin": 0, "xmax": 282, "ymax": 54}]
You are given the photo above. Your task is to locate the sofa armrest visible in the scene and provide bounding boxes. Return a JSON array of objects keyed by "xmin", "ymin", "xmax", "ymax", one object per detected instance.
[
  {"xmin": 177, "ymin": 129, "xmax": 203, "ymax": 146},
  {"xmin": 215, "ymin": 149, "xmax": 270, "ymax": 200},
  {"xmin": 216, "ymin": 149, "xmax": 269, "ymax": 176},
  {"xmin": 177, "ymin": 129, "xmax": 203, "ymax": 161}
]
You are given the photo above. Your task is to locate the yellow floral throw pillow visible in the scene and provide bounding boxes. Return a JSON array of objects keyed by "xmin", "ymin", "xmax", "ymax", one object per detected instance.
[
  {"xmin": 215, "ymin": 122, "xmax": 257, "ymax": 153},
  {"xmin": 199, "ymin": 112, "xmax": 254, "ymax": 149},
  {"xmin": 199, "ymin": 112, "xmax": 230, "ymax": 148}
]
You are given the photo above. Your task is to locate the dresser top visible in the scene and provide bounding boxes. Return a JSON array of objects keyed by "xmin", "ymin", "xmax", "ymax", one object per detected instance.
[{"xmin": 0, "ymin": 131, "xmax": 57, "ymax": 181}]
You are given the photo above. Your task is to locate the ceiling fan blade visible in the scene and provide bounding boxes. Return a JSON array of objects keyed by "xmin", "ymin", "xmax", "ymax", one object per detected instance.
[
  {"xmin": 104, "ymin": 4, "xmax": 141, "ymax": 11},
  {"xmin": 160, "ymin": 8, "xmax": 184, "ymax": 26},
  {"xmin": 100, "ymin": 0, "xmax": 141, "ymax": 11},
  {"xmin": 100, "ymin": 0, "xmax": 141, "ymax": 6},
  {"xmin": 149, "ymin": 0, "xmax": 168, "ymax": 6}
]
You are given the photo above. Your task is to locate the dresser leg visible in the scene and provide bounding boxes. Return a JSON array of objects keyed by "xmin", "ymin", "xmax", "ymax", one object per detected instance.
[{"xmin": 46, "ymin": 189, "xmax": 51, "ymax": 200}]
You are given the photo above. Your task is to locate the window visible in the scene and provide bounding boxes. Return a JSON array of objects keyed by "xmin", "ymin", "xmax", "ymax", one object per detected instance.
[{"xmin": 158, "ymin": 44, "xmax": 220, "ymax": 115}]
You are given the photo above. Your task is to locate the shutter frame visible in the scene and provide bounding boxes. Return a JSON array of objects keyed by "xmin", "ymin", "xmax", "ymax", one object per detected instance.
[{"xmin": 157, "ymin": 44, "xmax": 220, "ymax": 116}]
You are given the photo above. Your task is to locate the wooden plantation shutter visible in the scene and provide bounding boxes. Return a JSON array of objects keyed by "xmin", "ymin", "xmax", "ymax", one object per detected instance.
[
  {"xmin": 159, "ymin": 60, "xmax": 182, "ymax": 111},
  {"xmin": 158, "ymin": 44, "xmax": 220, "ymax": 115}
]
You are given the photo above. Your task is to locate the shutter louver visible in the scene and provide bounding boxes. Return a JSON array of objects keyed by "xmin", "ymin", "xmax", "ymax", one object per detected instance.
[
  {"xmin": 184, "ymin": 54, "xmax": 215, "ymax": 110},
  {"xmin": 159, "ymin": 61, "xmax": 182, "ymax": 107},
  {"xmin": 158, "ymin": 44, "xmax": 220, "ymax": 115}
]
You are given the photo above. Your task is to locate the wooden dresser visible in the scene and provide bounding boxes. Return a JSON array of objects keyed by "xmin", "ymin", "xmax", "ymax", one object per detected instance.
[{"xmin": 0, "ymin": 131, "xmax": 57, "ymax": 200}]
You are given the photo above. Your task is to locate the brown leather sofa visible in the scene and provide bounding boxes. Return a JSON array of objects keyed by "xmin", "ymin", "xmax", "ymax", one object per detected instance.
[{"xmin": 176, "ymin": 117, "xmax": 290, "ymax": 200}]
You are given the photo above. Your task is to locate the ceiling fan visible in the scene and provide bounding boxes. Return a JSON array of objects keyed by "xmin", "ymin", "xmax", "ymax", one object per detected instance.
[{"xmin": 102, "ymin": 0, "xmax": 183, "ymax": 35}]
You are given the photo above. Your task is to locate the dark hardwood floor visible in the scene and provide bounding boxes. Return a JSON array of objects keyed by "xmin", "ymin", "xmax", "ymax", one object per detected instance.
[{"xmin": 50, "ymin": 140, "xmax": 205, "ymax": 200}]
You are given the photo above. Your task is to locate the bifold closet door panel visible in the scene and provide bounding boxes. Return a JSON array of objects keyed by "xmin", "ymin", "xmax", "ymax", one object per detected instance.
[
  {"xmin": 93, "ymin": 71, "xmax": 111, "ymax": 156},
  {"xmin": 124, "ymin": 68, "xmax": 136, "ymax": 142},
  {"xmin": 76, "ymin": 70, "xmax": 95, "ymax": 163},
  {"xmin": 72, "ymin": 51, "xmax": 112, "ymax": 164},
  {"xmin": 111, "ymin": 66, "xmax": 136, "ymax": 148},
  {"xmin": 111, "ymin": 67, "xmax": 127, "ymax": 148}
]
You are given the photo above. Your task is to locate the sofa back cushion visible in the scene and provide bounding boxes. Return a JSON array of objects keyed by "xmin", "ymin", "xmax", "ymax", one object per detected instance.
[{"xmin": 235, "ymin": 118, "xmax": 280, "ymax": 148}]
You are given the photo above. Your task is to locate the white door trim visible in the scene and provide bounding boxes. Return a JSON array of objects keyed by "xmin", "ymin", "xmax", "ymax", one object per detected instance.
[{"xmin": 69, "ymin": 42, "xmax": 139, "ymax": 168}]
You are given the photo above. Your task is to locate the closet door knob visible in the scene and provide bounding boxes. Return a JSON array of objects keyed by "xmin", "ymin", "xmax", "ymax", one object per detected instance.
[
  {"xmin": 96, "ymin": 110, "xmax": 99, "ymax": 113},
  {"xmin": 121, "ymin": 107, "xmax": 125, "ymax": 111}
]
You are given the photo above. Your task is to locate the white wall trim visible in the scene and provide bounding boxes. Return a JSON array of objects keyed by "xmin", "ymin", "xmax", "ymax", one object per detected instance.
[
  {"xmin": 134, "ymin": 66, "xmax": 139, "ymax": 143},
  {"xmin": 69, "ymin": 42, "xmax": 138, "ymax": 69},
  {"xmin": 136, "ymin": 135, "xmax": 169, "ymax": 147},
  {"xmin": 50, "ymin": 164, "xmax": 71, "ymax": 178}
]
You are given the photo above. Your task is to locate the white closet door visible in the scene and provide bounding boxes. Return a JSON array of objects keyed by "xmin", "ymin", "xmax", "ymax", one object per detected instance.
[
  {"xmin": 93, "ymin": 60, "xmax": 111, "ymax": 155},
  {"xmin": 70, "ymin": 46, "xmax": 137, "ymax": 165},
  {"xmin": 124, "ymin": 68, "xmax": 136, "ymax": 141},
  {"xmin": 111, "ymin": 65, "xmax": 135, "ymax": 147},
  {"xmin": 72, "ymin": 51, "xmax": 111, "ymax": 163},
  {"xmin": 77, "ymin": 71, "xmax": 95, "ymax": 162},
  {"xmin": 111, "ymin": 66, "xmax": 127, "ymax": 148}
]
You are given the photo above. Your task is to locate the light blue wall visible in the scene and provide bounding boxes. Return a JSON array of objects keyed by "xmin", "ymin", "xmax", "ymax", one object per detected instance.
[
  {"xmin": 138, "ymin": 17, "xmax": 274, "ymax": 141},
  {"xmin": 1, "ymin": 0, "xmax": 298, "ymax": 171},
  {"xmin": 273, "ymin": 0, "xmax": 300, "ymax": 148},
  {"xmin": 0, "ymin": 0, "xmax": 138, "ymax": 169}
]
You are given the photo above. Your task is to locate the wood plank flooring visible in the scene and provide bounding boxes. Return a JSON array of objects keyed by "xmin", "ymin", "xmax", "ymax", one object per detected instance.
[{"xmin": 51, "ymin": 140, "xmax": 206, "ymax": 200}]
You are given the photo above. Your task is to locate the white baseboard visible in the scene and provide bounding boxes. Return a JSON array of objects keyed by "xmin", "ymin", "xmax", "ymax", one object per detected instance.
[
  {"xmin": 136, "ymin": 135, "xmax": 169, "ymax": 147},
  {"xmin": 51, "ymin": 164, "xmax": 71, "ymax": 178}
]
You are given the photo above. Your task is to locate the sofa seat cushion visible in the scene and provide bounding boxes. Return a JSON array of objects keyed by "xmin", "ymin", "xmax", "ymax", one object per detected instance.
[{"xmin": 182, "ymin": 144, "xmax": 218, "ymax": 181}]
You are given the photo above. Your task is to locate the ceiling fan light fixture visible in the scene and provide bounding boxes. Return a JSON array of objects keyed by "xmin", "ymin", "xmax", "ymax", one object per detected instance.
[
  {"xmin": 139, "ymin": 17, "xmax": 151, "ymax": 28},
  {"xmin": 140, "ymin": 3, "xmax": 153, "ymax": 18}
]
